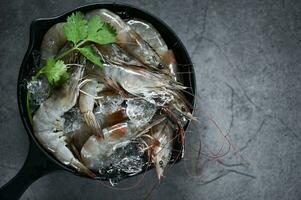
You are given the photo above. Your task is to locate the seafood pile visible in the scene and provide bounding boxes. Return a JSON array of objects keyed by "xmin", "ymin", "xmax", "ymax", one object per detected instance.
[{"xmin": 28, "ymin": 9, "xmax": 193, "ymax": 183}]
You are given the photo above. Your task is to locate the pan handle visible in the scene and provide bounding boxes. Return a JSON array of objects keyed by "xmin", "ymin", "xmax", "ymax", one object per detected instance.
[{"xmin": 0, "ymin": 140, "xmax": 62, "ymax": 200}]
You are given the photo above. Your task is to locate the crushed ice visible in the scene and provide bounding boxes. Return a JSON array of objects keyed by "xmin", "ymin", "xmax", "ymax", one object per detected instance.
[
  {"xmin": 63, "ymin": 107, "xmax": 85, "ymax": 133},
  {"xmin": 27, "ymin": 77, "xmax": 50, "ymax": 107},
  {"xmin": 126, "ymin": 98, "xmax": 157, "ymax": 127},
  {"xmin": 95, "ymin": 94, "xmax": 124, "ymax": 114},
  {"xmin": 98, "ymin": 141, "xmax": 146, "ymax": 185}
]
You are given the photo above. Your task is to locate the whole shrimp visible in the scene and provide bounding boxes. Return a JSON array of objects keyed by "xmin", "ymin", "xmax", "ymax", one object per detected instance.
[
  {"xmin": 86, "ymin": 9, "xmax": 165, "ymax": 70},
  {"xmin": 102, "ymin": 63, "xmax": 192, "ymax": 120},
  {"xmin": 140, "ymin": 119, "xmax": 174, "ymax": 181},
  {"xmin": 33, "ymin": 67, "xmax": 95, "ymax": 177},
  {"xmin": 81, "ymin": 117, "xmax": 165, "ymax": 171},
  {"xmin": 127, "ymin": 19, "xmax": 178, "ymax": 80},
  {"xmin": 40, "ymin": 22, "xmax": 67, "ymax": 64}
]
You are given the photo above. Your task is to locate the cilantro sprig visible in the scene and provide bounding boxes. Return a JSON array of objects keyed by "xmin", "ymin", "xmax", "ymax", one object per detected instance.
[
  {"xmin": 37, "ymin": 11, "xmax": 116, "ymax": 86},
  {"xmin": 42, "ymin": 59, "xmax": 69, "ymax": 86},
  {"xmin": 57, "ymin": 12, "xmax": 116, "ymax": 67}
]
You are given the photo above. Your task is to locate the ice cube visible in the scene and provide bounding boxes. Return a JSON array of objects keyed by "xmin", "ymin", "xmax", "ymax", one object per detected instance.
[
  {"xmin": 98, "ymin": 142, "xmax": 146, "ymax": 179},
  {"xmin": 94, "ymin": 94, "xmax": 124, "ymax": 121},
  {"xmin": 126, "ymin": 99, "xmax": 157, "ymax": 127},
  {"xmin": 27, "ymin": 77, "xmax": 50, "ymax": 107},
  {"xmin": 63, "ymin": 107, "xmax": 85, "ymax": 133}
]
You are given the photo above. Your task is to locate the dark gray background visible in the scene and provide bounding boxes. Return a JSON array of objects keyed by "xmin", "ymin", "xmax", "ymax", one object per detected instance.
[{"xmin": 0, "ymin": 0, "xmax": 301, "ymax": 199}]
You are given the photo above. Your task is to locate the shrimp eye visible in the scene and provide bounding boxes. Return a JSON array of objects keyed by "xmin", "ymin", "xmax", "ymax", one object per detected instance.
[
  {"xmin": 158, "ymin": 63, "xmax": 164, "ymax": 69},
  {"xmin": 159, "ymin": 160, "xmax": 164, "ymax": 168},
  {"xmin": 181, "ymin": 106, "xmax": 186, "ymax": 111}
]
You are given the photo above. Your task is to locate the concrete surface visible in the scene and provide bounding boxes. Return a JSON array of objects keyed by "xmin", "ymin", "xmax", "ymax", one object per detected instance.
[{"xmin": 0, "ymin": 0, "xmax": 301, "ymax": 199}]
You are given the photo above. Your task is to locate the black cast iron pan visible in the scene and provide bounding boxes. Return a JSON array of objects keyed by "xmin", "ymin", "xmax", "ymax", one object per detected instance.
[{"xmin": 0, "ymin": 3, "xmax": 196, "ymax": 199}]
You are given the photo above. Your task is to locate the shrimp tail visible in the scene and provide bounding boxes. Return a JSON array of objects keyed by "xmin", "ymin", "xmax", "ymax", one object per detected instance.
[
  {"xmin": 154, "ymin": 159, "xmax": 165, "ymax": 182},
  {"xmin": 71, "ymin": 158, "xmax": 96, "ymax": 178},
  {"xmin": 83, "ymin": 111, "xmax": 104, "ymax": 140}
]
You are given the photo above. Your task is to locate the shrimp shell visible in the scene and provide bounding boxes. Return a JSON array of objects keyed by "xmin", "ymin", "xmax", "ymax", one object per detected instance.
[
  {"xmin": 127, "ymin": 19, "xmax": 168, "ymax": 56},
  {"xmin": 40, "ymin": 23, "xmax": 67, "ymax": 64},
  {"xmin": 127, "ymin": 19, "xmax": 179, "ymax": 81}
]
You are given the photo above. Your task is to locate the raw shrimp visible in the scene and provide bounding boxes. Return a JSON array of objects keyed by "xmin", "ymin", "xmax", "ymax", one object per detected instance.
[
  {"xmin": 102, "ymin": 63, "xmax": 192, "ymax": 120},
  {"xmin": 33, "ymin": 67, "xmax": 95, "ymax": 177},
  {"xmin": 86, "ymin": 9, "xmax": 165, "ymax": 70},
  {"xmin": 40, "ymin": 22, "xmax": 67, "ymax": 64},
  {"xmin": 127, "ymin": 19, "xmax": 178, "ymax": 80},
  {"xmin": 81, "ymin": 117, "xmax": 166, "ymax": 171},
  {"xmin": 81, "ymin": 122, "xmax": 131, "ymax": 171},
  {"xmin": 126, "ymin": 19, "xmax": 190, "ymax": 127},
  {"xmin": 142, "ymin": 119, "xmax": 173, "ymax": 181},
  {"xmin": 79, "ymin": 77, "xmax": 103, "ymax": 139}
]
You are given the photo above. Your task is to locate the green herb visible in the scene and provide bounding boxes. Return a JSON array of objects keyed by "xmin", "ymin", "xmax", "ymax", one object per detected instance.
[
  {"xmin": 64, "ymin": 12, "xmax": 88, "ymax": 44},
  {"xmin": 26, "ymin": 92, "xmax": 33, "ymax": 124},
  {"xmin": 78, "ymin": 46, "xmax": 103, "ymax": 67},
  {"xmin": 87, "ymin": 16, "xmax": 116, "ymax": 45},
  {"xmin": 40, "ymin": 59, "xmax": 69, "ymax": 86},
  {"xmin": 57, "ymin": 12, "xmax": 117, "ymax": 66},
  {"xmin": 36, "ymin": 11, "xmax": 117, "ymax": 86},
  {"xmin": 63, "ymin": 12, "xmax": 116, "ymax": 46}
]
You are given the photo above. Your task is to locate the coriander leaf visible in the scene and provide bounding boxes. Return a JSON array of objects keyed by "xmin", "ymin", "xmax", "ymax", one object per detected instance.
[
  {"xmin": 78, "ymin": 46, "xmax": 103, "ymax": 68},
  {"xmin": 64, "ymin": 12, "xmax": 88, "ymax": 44},
  {"xmin": 87, "ymin": 16, "xmax": 117, "ymax": 45},
  {"xmin": 42, "ymin": 59, "xmax": 69, "ymax": 86},
  {"xmin": 54, "ymin": 71, "xmax": 69, "ymax": 86}
]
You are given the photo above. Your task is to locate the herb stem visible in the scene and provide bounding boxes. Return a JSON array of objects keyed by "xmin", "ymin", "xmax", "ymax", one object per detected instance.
[
  {"xmin": 77, "ymin": 40, "xmax": 88, "ymax": 48},
  {"xmin": 56, "ymin": 39, "xmax": 88, "ymax": 60},
  {"xmin": 32, "ymin": 68, "xmax": 43, "ymax": 80},
  {"xmin": 26, "ymin": 92, "xmax": 33, "ymax": 124},
  {"xmin": 56, "ymin": 47, "xmax": 75, "ymax": 60}
]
